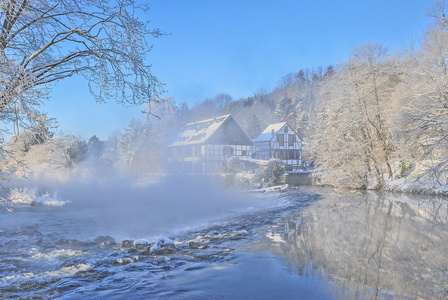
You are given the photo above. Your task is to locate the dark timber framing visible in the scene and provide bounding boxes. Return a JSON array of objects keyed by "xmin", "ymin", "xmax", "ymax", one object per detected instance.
[
  {"xmin": 253, "ymin": 122, "xmax": 303, "ymax": 172},
  {"xmin": 169, "ymin": 115, "xmax": 254, "ymax": 173}
]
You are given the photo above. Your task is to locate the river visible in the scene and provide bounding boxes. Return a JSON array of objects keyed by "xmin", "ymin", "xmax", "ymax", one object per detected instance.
[{"xmin": 0, "ymin": 180, "xmax": 447, "ymax": 299}]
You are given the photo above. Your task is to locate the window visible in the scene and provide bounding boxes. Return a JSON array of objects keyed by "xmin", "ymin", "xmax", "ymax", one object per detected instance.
[
  {"xmin": 242, "ymin": 150, "xmax": 247, "ymax": 157},
  {"xmin": 288, "ymin": 150, "xmax": 298, "ymax": 159},
  {"xmin": 289, "ymin": 134, "xmax": 296, "ymax": 146},
  {"xmin": 284, "ymin": 126, "xmax": 289, "ymax": 133},
  {"xmin": 223, "ymin": 146, "xmax": 233, "ymax": 157},
  {"xmin": 277, "ymin": 134, "xmax": 284, "ymax": 146}
]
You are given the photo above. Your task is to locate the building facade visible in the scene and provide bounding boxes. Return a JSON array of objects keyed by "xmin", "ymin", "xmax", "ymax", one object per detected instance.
[
  {"xmin": 253, "ymin": 122, "xmax": 303, "ymax": 172},
  {"xmin": 169, "ymin": 115, "xmax": 253, "ymax": 173}
]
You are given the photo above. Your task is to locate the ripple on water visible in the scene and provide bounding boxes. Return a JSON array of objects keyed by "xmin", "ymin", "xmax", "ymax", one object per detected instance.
[{"xmin": 0, "ymin": 191, "xmax": 320, "ymax": 299}]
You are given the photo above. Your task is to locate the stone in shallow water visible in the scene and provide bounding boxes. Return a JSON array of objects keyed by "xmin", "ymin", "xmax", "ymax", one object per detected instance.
[
  {"xmin": 189, "ymin": 241, "xmax": 209, "ymax": 249},
  {"xmin": 127, "ymin": 248, "xmax": 139, "ymax": 254},
  {"xmin": 151, "ymin": 244, "xmax": 179, "ymax": 255},
  {"xmin": 57, "ymin": 239, "xmax": 92, "ymax": 247},
  {"xmin": 149, "ymin": 236, "xmax": 174, "ymax": 252},
  {"xmin": 94, "ymin": 235, "xmax": 116, "ymax": 246},
  {"xmin": 114, "ymin": 257, "xmax": 135, "ymax": 266},
  {"xmin": 120, "ymin": 240, "xmax": 134, "ymax": 248},
  {"xmin": 134, "ymin": 239, "xmax": 153, "ymax": 249}
]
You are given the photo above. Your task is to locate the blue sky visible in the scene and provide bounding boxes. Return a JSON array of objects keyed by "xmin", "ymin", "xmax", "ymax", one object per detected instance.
[{"xmin": 46, "ymin": 0, "xmax": 431, "ymax": 140}]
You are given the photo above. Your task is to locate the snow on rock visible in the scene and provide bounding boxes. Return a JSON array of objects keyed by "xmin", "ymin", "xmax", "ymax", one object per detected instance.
[
  {"xmin": 94, "ymin": 236, "xmax": 116, "ymax": 246},
  {"xmin": 120, "ymin": 240, "xmax": 134, "ymax": 248},
  {"xmin": 150, "ymin": 235, "xmax": 174, "ymax": 253},
  {"xmin": 134, "ymin": 239, "xmax": 152, "ymax": 249}
]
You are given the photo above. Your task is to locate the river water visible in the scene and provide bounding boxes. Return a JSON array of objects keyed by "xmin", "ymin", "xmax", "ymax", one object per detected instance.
[{"xmin": 0, "ymin": 180, "xmax": 447, "ymax": 299}]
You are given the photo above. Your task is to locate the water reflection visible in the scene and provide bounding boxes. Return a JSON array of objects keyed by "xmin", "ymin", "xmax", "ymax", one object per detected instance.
[{"xmin": 261, "ymin": 188, "xmax": 448, "ymax": 299}]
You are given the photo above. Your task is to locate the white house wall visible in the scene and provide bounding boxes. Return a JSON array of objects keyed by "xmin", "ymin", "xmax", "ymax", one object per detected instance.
[
  {"xmin": 203, "ymin": 144, "xmax": 252, "ymax": 172},
  {"xmin": 171, "ymin": 144, "xmax": 252, "ymax": 173},
  {"xmin": 254, "ymin": 123, "xmax": 303, "ymax": 171}
]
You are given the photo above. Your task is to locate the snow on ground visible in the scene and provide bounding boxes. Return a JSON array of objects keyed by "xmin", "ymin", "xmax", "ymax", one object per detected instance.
[
  {"xmin": 312, "ymin": 165, "xmax": 448, "ymax": 196},
  {"xmin": 250, "ymin": 184, "xmax": 289, "ymax": 193}
]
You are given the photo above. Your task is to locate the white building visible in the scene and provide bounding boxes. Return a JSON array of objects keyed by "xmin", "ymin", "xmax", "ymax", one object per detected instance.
[
  {"xmin": 169, "ymin": 115, "xmax": 253, "ymax": 173},
  {"xmin": 253, "ymin": 122, "xmax": 303, "ymax": 172}
]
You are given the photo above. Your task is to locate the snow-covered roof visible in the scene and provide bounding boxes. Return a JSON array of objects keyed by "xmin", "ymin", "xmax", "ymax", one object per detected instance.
[
  {"xmin": 170, "ymin": 115, "xmax": 229, "ymax": 146},
  {"xmin": 252, "ymin": 122, "xmax": 287, "ymax": 142},
  {"xmin": 170, "ymin": 114, "xmax": 253, "ymax": 147}
]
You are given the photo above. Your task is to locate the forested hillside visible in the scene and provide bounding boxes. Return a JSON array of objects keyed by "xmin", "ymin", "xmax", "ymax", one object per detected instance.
[{"xmin": 3, "ymin": 2, "xmax": 448, "ymax": 194}]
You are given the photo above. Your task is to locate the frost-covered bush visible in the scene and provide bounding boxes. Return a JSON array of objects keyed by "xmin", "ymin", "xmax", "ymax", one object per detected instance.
[
  {"xmin": 8, "ymin": 187, "xmax": 37, "ymax": 205},
  {"xmin": 250, "ymin": 167, "xmax": 266, "ymax": 189},
  {"xmin": 7, "ymin": 187, "xmax": 68, "ymax": 206},
  {"xmin": 223, "ymin": 172, "xmax": 252, "ymax": 189},
  {"xmin": 264, "ymin": 159, "xmax": 285, "ymax": 186},
  {"xmin": 2, "ymin": 134, "xmax": 92, "ymax": 179},
  {"xmin": 6, "ymin": 130, "xmax": 49, "ymax": 155},
  {"xmin": 226, "ymin": 157, "xmax": 240, "ymax": 173}
]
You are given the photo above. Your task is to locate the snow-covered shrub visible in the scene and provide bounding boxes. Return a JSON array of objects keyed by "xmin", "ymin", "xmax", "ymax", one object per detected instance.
[
  {"xmin": 222, "ymin": 172, "xmax": 253, "ymax": 189},
  {"xmin": 8, "ymin": 187, "xmax": 37, "ymax": 205},
  {"xmin": 2, "ymin": 133, "xmax": 91, "ymax": 179},
  {"xmin": 250, "ymin": 167, "xmax": 266, "ymax": 189},
  {"xmin": 226, "ymin": 156, "xmax": 240, "ymax": 173},
  {"xmin": 7, "ymin": 187, "xmax": 68, "ymax": 206},
  {"xmin": 264, "ymin": 159, "xmax": 285, "ymax": 186}
]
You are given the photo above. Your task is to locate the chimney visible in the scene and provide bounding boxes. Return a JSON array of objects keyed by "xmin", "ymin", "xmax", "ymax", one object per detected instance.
[{"xmin": 271, "ymin": 129, "xmax": 275, "ymax": 136}]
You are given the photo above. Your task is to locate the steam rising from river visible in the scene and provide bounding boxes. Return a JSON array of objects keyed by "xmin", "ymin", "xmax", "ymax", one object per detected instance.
[{"xmin": 1, "ymin": 174, "xmax": 276, "ymax": 241}]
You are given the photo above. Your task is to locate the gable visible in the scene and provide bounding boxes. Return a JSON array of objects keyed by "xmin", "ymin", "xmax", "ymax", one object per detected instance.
[
  {"xmin": 206, "ymin": 115, "xmax": 254, "ymax": 146},
  {"xmin": 253, "ymin": 122, "xmax": 302, "ymax": 143},
  {"xmin": 170, "ymin": 115, "xmax": 253, "ymax": 147},
  {"xmin": 169, "ymin": 115, "xmax": 227, "ymax": 147}
]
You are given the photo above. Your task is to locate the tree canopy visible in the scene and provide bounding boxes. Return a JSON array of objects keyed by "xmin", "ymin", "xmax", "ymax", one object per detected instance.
[{"xmin": 0, "ymin": 0, "xmax": 165, "ymax": 134}]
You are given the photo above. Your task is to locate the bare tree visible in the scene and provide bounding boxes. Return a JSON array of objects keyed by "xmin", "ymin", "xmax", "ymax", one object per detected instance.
[
  {"xmin": 427, "ymin": 0, "xmax": 448, "ymax": 29},
  {"xmin": 349, "ymin": 43, "xmax": 397, "ymax": 181},
  {"xmin": 0, "ymin": 0, "xmax": 165, "ymax": 133},
  {"xmin": 311, "ymin": 43, "xmax": 400, "ymax": 188},
  {"xmin": 394, "ymin": 27, "xmax": 448, "ymax": 184}
]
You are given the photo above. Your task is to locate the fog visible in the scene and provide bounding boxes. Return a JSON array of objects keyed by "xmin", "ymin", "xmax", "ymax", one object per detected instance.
[{"xmin": 1, "ymin": 173, "xmax": 273, "ymax": 241}]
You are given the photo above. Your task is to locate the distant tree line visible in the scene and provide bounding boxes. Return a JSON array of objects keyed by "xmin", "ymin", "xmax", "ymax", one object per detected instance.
[{"xmin": 2, "ymin": 1, "xmax": 448, "ymax": 191}]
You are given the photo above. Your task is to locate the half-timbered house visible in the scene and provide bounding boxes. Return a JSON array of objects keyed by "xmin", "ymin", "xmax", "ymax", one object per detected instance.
[
  {"xmin": 253, "ymin": 122, "xmax": 303, "ymax": 172},
  {"xmin": 169, "ymin": 115, "xmax": 254, "ymax": 173}
]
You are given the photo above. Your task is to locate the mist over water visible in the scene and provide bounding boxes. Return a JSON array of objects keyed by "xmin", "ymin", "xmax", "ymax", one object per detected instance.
[
  {"xmin": 0, "ymin": 163, "xmax": 323, "ymax": 299},
  {"xmin": 0, "ymin": 174, "xmax": 279, "ymax": 241},
  {"xmin": 5, "ymin": 177, "xmax": 445, "ymax": 299}
]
